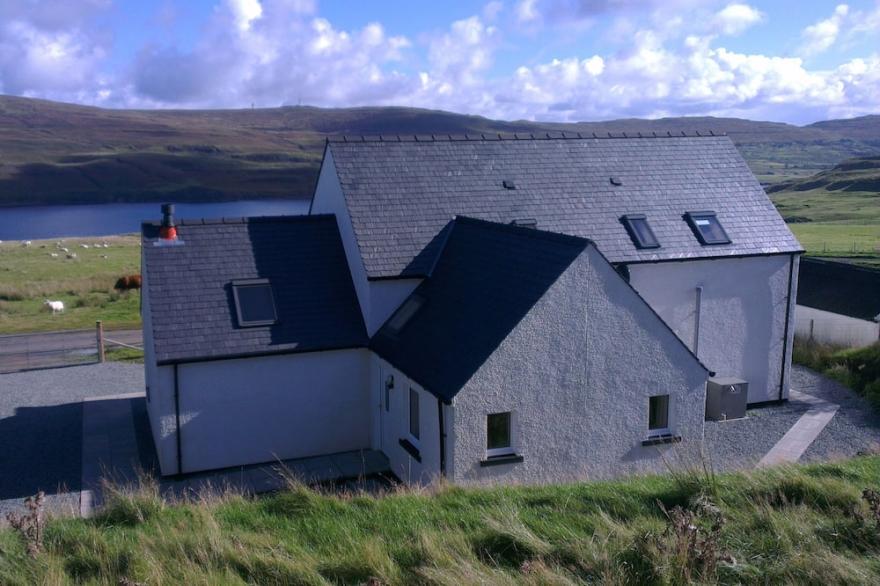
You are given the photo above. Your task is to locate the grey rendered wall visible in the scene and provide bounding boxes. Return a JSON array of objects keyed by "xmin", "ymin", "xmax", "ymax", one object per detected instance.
[
  {"xmin": 310, "ymin": 149, "xmax": 372, "ymax": 328},
  {"xmin": 628, "ymin": 254, "xmax": 794, "ymax": 404},
  {"xmin": 450, "ymin": 246, "xmax": 708, "ymax": 486},
  {"xmin": 371, "ymin": 355, "xmax": 443, "ymax": 484},
  {"xmin": 175, "ymin": 348, "xmax": 371, "ymax": 474},
  {"xmin": 141, "ymin": 249, "xmax": 178, "ymax": 475},
  {"xmin": 796, "ymin": 305, "xmax": 880, "ymax": 348}
]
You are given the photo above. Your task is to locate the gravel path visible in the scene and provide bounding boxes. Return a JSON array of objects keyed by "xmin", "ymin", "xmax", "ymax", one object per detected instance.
[
  {"xmin": 0, "ymin": 362, "xmax": 144, "ymax": 518},
  {"xmin": 705, "ymin": 365, "xmax": 880, "ymax": 472}
]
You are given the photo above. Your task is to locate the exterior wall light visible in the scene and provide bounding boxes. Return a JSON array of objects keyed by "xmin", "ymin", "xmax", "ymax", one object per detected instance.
[{"xmin": 385, "ymin": 374, "xmax": 395, "ymax": 391}]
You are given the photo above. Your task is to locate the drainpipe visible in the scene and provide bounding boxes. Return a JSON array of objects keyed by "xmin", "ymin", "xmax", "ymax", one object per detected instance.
[
  {"xmin": 694, "ymin": 286, "xmax": 703, "ymax": 357},
  {"xmin": 437, "ymin": 398, "xmax": 446, "ymax": 478},
  {"xmin": 174, "ymin": 363, "xmax": 183, "ymax": 475},
  {"xmin": 778, "ymin": 254, "xmax": 796, "ymax": 401}
]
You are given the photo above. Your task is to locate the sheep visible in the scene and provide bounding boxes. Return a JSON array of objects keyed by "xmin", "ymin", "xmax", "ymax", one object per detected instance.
[
  {"xmin": 66, "ymin": 253, "xmax": 77, "ymax": 259},
  {"xmin": 60, "ymin": 247, "xmax": 69, "ymax": 253},
  {"xmin": 21, "ymin": 240, "xmax": 31, "ymax": 247},
  {"xmin": 43, "ymin": 300, "xmax": 65, "ymax": 314},
  {"xmin": 49, "ymin": 252, "xmax": 59, "ymax": 258},
  {"xmin": 80, "ymin": 244, "xmax": 90, "ymax": 249},
  {"xmin": 100, "ymin": 254, "xmax": 109, "ymax": 259}
]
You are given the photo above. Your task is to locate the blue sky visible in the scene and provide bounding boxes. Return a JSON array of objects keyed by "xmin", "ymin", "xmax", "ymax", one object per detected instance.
[{"xmin": 1, "ymin": 1, "xmax": 878, "ymax": 123}]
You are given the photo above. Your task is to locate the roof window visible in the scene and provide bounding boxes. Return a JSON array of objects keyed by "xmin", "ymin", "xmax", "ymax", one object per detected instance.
[
  {"xmin": 386, "ymin": 295, "xmax": 424, "ymax": 334},
  {"xmin": 684, "ymin": 211, "xmax": 731, "ymax": 245},
  {"xmin": 621, "ymin": 214, "xmax": 660, "ymax": 249},
  {"xmin": 232, "ymin": 279, "xmax": 277, "ymax": 327},
  {"xmin": 510, "ymin": 218, "xmax": 538, "ymax": 229}
]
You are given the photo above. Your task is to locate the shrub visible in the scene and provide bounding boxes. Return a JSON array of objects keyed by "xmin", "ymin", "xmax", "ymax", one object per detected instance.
[
  {"xmin": 5, "ymin": 492, "xmax": 46, "ymax": 558},
  {"xmin": 114, "ymin": 275, "xmax": 142, "ymax": 290}
]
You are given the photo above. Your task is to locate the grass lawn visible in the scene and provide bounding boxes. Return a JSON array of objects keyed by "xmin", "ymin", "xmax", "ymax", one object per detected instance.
[
  {"xmin": 2, "ymin": 457, "xmax": 880, "ymax": 584},
  {"xmin": 0, "ymin": 236, "xmax": 142, "ymax": 334}
]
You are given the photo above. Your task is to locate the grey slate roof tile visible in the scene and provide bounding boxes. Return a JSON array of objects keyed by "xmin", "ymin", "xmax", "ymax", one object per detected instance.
[
  {"xmin": 328, "ymin": 135, "xmax": 802, "ymax": 278},
  {"xmin": 142, "ymin": 214, "xmax": 368, "ymax": 364}
]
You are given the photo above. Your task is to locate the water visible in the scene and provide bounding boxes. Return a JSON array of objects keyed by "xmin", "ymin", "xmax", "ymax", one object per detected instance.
[{"xmin": 0, "ymin": 200, "xmax": 311, "ymax": 240}]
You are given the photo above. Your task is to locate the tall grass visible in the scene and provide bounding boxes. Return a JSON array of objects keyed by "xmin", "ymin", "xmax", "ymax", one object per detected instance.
[
  {"xmin": 793, "ymin": 336, "xmax": 880, "ymax": 408},
  {"xmin": 2, "ymin": 456, "xmax": 880, "ymax": 584}
]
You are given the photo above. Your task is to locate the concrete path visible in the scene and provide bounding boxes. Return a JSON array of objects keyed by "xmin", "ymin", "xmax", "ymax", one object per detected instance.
[{"xmin": 757, "ymin": 389, "xmax": 840, "ymax": 468}]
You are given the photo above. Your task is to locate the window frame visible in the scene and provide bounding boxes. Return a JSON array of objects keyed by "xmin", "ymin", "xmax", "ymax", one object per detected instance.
[
  {"xmin": 231, "ymin": 278, "xmax": 278, "ymax": 327},
  {"xmin": 408, "ymin": 387, "xmax": 420, "ymax": 443},
  {"xmin": 648, "ymin": 394, "xmax": 671, "ymax": 437},
  {"xmin": 486, "ymin": 411, "xmax": 515, "ymax": 458},
  {"xmin": 683, "ymin": 211, "xmax": 731, "ymax": 246},
  {"xmin": 620, "ymin": 214, "xmax": 661, "ymax": 250}
]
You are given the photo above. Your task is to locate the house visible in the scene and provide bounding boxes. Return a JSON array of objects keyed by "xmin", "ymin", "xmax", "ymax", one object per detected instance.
[
  {"xmin": 795, "ymin": 258, "xmax": 880, "ymax": 348},
  {"xmin": 141, "ymin": 132, "xmax": 802, "ymax": 484}
]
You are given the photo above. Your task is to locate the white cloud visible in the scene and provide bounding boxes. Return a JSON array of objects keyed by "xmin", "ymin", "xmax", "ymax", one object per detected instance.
[
  {"xmin": 712, "ymin": 3, "xmax": 763, "ymax": 36},
  {"xmin": 800, "ymin": 4, "xmax": 849, "ymax": 56},
  {"xmin": 227, "ymin": 0, "xmax": 263, "ymax": 32}
]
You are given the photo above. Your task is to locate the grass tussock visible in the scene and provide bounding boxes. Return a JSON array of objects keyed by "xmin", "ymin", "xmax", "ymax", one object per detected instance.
[
  {"xmin": 793, "ymin": 336, "xmax": 880, "ymax": 408},
  {"xmin": 2, "ymin": 456, "xmax": 880, "ymax": 584}
]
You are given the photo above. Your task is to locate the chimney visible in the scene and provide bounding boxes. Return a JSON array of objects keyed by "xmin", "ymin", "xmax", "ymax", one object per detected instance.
[{"xmin": 159, "ymin": 203, "xmax": 177, "ymax": 241}]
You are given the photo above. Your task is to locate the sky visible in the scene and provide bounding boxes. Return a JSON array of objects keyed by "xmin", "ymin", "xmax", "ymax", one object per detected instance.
[{"xmin": 0, "ymin": 0, "xmax": 878, "ymax": 124}]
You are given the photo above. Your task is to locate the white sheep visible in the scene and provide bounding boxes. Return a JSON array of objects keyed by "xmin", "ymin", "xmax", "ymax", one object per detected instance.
[
  {"xmin": 60, "ymin": 247, "xmax": 69, "ymax": 253},
  {"xmin": 66, "ymin": 253, "xmax": 77, "ymax": 259},
  {"xmin": 21, "ymin": 240, "xmax": 31, "ymax": 247},
  {"xmin": 81, "ymin": 244, "xmax": 90, "ymax": 249},
  {"xmin": 44, "ymin": 300, "xmax": 65, "ymax": 314},
  {"xmin": 100, "ymin": 254, "xmax": 109, "ymax": 259},
  {"xmin": 49, "ymin": 252, "xmax": 59, "ymax": 258}
]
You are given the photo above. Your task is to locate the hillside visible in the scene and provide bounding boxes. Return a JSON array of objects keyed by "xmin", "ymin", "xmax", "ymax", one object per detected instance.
[
  {"xmin": 2, "ymin": 456, "xmax": 880, "ymax": 584},
  {"xmin": 2, "ymin": 95, "xmax": 880, "ymax": 206},
  {"xmin": 767, "ymin": 156, "xmax": 880, "ymax": 194}
]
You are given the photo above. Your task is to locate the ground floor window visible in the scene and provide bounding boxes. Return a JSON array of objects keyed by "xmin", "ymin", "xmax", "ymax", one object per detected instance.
[
  {"xmin": 486, "ymin": 412, "xmax": 514, "ymax": 457},
  {"xmin": 648, "ymin": 394, "xmax": 670, "ymax": 435},
  {"xmin": 409, "ymin": 388, "xmax": 420, "ymax": 441}
]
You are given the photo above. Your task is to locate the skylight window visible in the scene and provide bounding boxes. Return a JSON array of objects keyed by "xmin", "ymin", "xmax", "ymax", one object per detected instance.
[
  {"xmin": 232, "ymin": 279, "xmax": 277, "ymax": 327},
  {"xmin": 621, "ymin": 214, "xmax": 660, "ymax": 249},
  {"xmin": 510, "ymin": 218, "xmax": 538, "ymax": 229},
  {"xmin": 684, "ymin": 212, "xmax": 731, "ymax": 245},
  {"xmin": 385, "ymin": 295, "xmax": 424, "ymax": 334}
]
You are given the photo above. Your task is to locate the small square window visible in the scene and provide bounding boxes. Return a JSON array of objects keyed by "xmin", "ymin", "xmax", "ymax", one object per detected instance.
[
  {"xmin": 487, "ymin": 412, "xmax": 514, "ymax": 457},
  {"xmin": 684, "ymin": 212, "xmax": 731, "ymax": 245},
  {"xmin": 621, "ymin": 214, "xmax": 660, "ymax": 249},
  {"xmin": 386, "ymin": 295, "xmax": 424, "ymax": 334},
  {"xmin": 648, "ymin": 395, "xmax": 670, "ymax": 435},
  {"xmin": 409, "ymin": 388, "xmax": 420, "ymax": 441},
  {"xmin": 232, "ymin": 279, "xmax": 277, "ymax": 327}
]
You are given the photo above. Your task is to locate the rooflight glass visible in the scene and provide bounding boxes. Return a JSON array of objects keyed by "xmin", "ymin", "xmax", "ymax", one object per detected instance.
[
  {"xmin": 621, "ymin": 214, "xmax": 660, "ymax": 249},
  {"xmin": 685, "ymin": 212, "xmax": 731, "ymax": 245},
  {"xmin": 232, "ymin": 279, "xmax": 277, "ymax": 327},
  {"xmin": 386, "ymin": 296, "xmax": 424, "ymax": 334}
]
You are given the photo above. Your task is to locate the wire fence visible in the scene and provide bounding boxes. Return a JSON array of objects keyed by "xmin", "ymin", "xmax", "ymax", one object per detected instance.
[{"xmin": 0, "ymin": 324, "xmax": 142, "ymax": 374}]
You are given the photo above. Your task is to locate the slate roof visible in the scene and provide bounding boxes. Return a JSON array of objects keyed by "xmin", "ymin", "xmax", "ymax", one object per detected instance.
[
  {"xmin": 325, "ymin": 134, "xmax": 803, "ymax": 279},
  {"xmin": 797, "ymin": 258, "xmax": 880, "ymax": 321},
  {"xmin": 370, "ymin": 216, "xmax": 708, "ymax": 402},
  {"xmin": 142, "ymin": 214, "xmax": 368, "ymax": 364}
]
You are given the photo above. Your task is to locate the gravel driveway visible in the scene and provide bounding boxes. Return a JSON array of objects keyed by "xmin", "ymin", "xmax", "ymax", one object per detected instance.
[
  {"xmin": 705, "ymin": 365, "xmax": 880, "ymax": 471},
  {"xmin": 0, "ymin": 362, "xmax": 145, "ymax": 518}
]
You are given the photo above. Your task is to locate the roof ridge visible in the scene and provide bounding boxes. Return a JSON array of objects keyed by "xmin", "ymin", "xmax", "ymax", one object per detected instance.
[
  {"xmin": 142, "ymin": 213, "xmax": 328, "ymax": 228},
  {"xmin": 327, "ymin": 130, "xmax": 726, "ymax": 143},
  {"xmin": 452, "ymin": 215, "xmax": 592, "ymax": 249}
]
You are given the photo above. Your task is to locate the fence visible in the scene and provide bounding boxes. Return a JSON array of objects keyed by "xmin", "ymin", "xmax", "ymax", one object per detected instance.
[{"xmin": 0, "ymin": 322, "xmax": 143, "ymax": 374}]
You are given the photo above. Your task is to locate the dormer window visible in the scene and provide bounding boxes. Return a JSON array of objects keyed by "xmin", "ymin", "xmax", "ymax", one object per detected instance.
[
  {"xmin": 621, "ymin": 214, "xmax": 660, "ymax": 249},
  {"xmin": 684, "ymin": 211, "xmax": 731, "ymax": 245},
  {"xmin": 232, "ymin": 279, "xmax": 277, "ymax": 327}
]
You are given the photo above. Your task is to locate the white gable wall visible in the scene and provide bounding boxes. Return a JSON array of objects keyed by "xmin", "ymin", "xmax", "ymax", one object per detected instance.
[
  {"xmin": 628, "ymin": 254, "xmax": 798, "ymax": 404},
  {"xmin": 449, "ymin": 246, "xmax": 708, "ymax": 485}
]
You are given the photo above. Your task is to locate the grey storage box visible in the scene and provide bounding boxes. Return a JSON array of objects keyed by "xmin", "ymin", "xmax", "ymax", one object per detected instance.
[{"xmin": 705, "ymin": 377, "xmax": 748, "ymax": 421}]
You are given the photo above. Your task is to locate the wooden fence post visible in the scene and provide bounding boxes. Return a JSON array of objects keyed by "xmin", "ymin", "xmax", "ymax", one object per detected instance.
[{"xmin": 96, "ymin": 320, "xmax": 105, "ymax": 363}]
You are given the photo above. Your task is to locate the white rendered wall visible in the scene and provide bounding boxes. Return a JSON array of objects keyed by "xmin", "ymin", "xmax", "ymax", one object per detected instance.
[
  {"xmin": 310, "ymin": 148, "xmax": 372, "ymax": 328},
  {"xmin": 173, "ymin": 349, "xmax": 370, "ymax": 474},
  {"xmin": 795, "ymin": 305, "xmax": 880, "ymax": 348},
  {"xmin": 450, "ymin": 246, "xmax": 708, "ymax": 486},
  {"xmin": 370, "ymin": 355, "xmax": 443, "ymax": 484},
  {"xmin": 369, "ymin": 279, "xmax": 422, "ymax": 334},
  {"xmin": 628, "ymin": 254, "xmax": 796, "ymax": 404}
]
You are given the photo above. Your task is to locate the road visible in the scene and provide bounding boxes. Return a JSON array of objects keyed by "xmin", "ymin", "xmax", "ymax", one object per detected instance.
[{"xmin": 0, "ymin": 328, "xmax": 142, "ymax": 373}]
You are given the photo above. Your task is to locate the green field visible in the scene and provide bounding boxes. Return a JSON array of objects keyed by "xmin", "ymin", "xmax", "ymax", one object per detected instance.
[
  {"xmin": 0, "ymin": 236, "xmax": 142, "ymax": 334},
  {"xmin": 2, "ymin": 456, "xmax": 880, "ymax": 584}
]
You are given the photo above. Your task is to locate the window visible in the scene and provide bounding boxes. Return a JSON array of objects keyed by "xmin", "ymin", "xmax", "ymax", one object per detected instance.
[
  {"xmin": 510, "ymin": 218, "xmax": 538, "ymax": 229},
  {"xmin": 386, "ymin": 296, "xmax": 424, "ymax": 334},
  {"xmin": 409, "ymin": 388, "xmax": 420, "ymax": 441},
  {"xmin": 684, "ymin": 211, "xmax": 731, "ymax": 245},
  {"xmin": 232, "ymin": 279, "xmax": 277, "ymax": 327},
  {"xmin": 648, "ymin": 395, "xmax": 670, "ymax": 435},
  {"xmin": 621, "ymin": 214, "xmax": 660, "ymax": 249},
  {"xmin": 486, "ymin": 412, "xmax": 514, "ymax": 457}
]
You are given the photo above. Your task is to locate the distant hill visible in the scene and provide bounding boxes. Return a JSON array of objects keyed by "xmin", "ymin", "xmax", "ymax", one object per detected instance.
[
  {"xmin": 1, "ymin": 94, "xmax": 879, "ymax": 206},
  {"xmin": 767, "ymin": 155, "xmax": 880, "ymax": 194}
]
